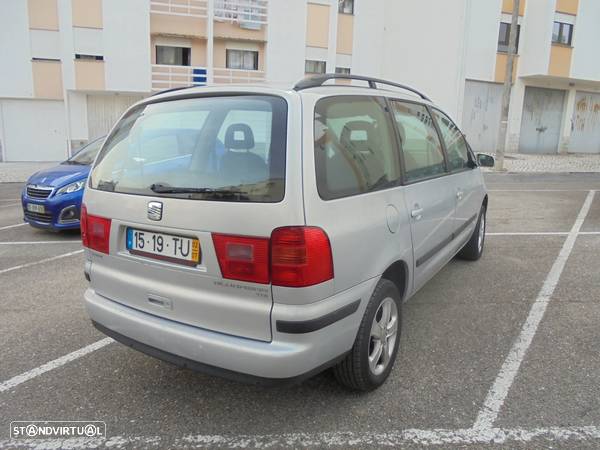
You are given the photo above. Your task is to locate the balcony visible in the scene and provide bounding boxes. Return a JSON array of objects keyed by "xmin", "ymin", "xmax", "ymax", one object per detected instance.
[
  {"xmin": 151, "ymin": 64, "xmax": 207, "ymax": 91},
  {"xmin": 150, "ymin": 0, "xmax": 208, "ymax": 18},
  {"xmin": 214, "ymin": 0, "xmax": 268, "ymax": 29},
  {"xmin": 213, "ymin": 68, "xmax": 265, "ymax": 83}
]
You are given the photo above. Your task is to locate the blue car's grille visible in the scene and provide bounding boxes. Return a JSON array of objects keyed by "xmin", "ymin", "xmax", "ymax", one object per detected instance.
[
  {"xmin": 25, "ymin": 210, "xmax": 53, "ymax": 224},
  {"xmin": 26, "ymin": 186, "xmax": 53, "ymax": 199}
]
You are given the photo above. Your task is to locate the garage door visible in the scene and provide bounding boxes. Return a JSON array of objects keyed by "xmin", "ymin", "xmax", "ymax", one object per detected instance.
[
  {"xmin": 0, "ymin": 99, "xmax": 66, "ymax": 161},
  {"xmin": 519, "ymin": 87, "xmax": 565, "ymax": 154},
  {"xmin": 461, "ymin": 80, "xmax": 504, "ymax": 153},
  {"xmin": 570, "ymin": 91, "xmax": 600, "ymax": 154},
  {"xmin": 87, "ymin": 94, "xmax": 145, "ymax": 140}
]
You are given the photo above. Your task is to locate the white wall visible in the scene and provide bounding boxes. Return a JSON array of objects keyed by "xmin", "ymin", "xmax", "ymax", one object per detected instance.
[
  {"xmin": 1, "ymin": 99, "xmax": 67, "ymax": 161},
  {"xmin": 30, "ymin": 30, "xmax": 61, "ymax": 60},
  {"xmin": 380, "ymin": 0, "xmax": 468, "ymax": 120},
  {"xmin": 0, "ymin": 0, "xmax": 33, "ymax": 98},
  {"xmin": 68, "ymin": 91, "xmax": 88, "ymax": 141},
  {"xmin": 571, "ymin": 0, "xmax": 600, "ymax": 81},
  {"xmin": 351, "ymin": 0, "xmax": 386, "ymax": 78},
  {"xmin": 266, "ymin": 0, "xmax": 306, "ymax": 84},
  {"xmin": 57, "ymin": 0, "xmax": 75, "ymax": 91},
  {"xmin": 103, "ymin": 0, "xmax": 151, "ymax": 92},
  {"xmin": 464, "ymin": 0, "xmax": 502, "ymax": 81},
  {"xmin": 518, "ymin": 0, "xmax": 554, "ymax": 76},
  {"xmin": 73, "ymin": 27, "xmax": 103, "ymax": 56}
]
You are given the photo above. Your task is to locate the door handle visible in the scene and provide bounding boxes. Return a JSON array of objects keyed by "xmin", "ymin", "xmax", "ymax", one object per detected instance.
[
  {"xmin": 411, "ymin": 208, "xmax": 424, "ymax": 220},
  {"xmin": 456, "ymin": 190, "xmax": 464, "ymax": 200}
]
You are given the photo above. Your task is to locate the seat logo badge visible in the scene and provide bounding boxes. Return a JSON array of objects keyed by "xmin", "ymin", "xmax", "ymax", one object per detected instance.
[{"xmin": 148, "ymin": 201, "xmax": 163, "ymax": 221}]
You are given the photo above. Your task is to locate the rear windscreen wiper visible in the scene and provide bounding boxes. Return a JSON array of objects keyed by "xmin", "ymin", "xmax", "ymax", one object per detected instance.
[{"xmin": 150, "ymin": 184, "xmax": 244, "ymax": 196}]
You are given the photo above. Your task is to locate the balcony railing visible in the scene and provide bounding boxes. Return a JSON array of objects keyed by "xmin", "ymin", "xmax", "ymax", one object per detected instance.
[
  {"xmin": 213, "ymin": 68, "xmax": 266, "ymax": 83},
  {"xmin": 151, "ymin": 64, "xmax": 207, "ymax": 91},
  {"xmin": 150, "ymin": 0, "xmax": 208, "ymax": 18},
  {"xmin": 214, "ymin": 0, "xmax": 268, "ymax": 28}
]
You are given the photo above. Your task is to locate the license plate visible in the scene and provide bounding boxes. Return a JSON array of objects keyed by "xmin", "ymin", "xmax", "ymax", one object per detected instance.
[
  {"xmin": 126, "ymin": 228, "xmax": 200, "ymax": 266},
  {"xmin": 26, "ymin": 203, "xmax": 45, "ymax": 213}
]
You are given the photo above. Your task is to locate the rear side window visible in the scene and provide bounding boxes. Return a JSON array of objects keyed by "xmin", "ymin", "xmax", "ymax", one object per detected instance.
[
  {"xmin": 90, "ymin": 95, "xmax": 287, "ymax": 202},
  {"xmin": 314, "ymin": 96, "xmax": 401, "ymax": 200},
  {"xmin": 432, "ymin": 109, "xmax": 471, "ymax": 172},
  {"xmin": 389, "ymin": 101, "xmax": 446, "ymax": 183}
]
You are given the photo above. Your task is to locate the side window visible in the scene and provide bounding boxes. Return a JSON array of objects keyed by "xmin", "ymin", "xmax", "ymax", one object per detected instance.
[
  {"xmin": 314, "ymin": 96, "xmax": 401, "ymax": 200},
  {"xmin": 432, "ymin": 109, "xmax": 471, "ymax": 172},
  {"xmin": 389, "ymin": 101, "xmax": 446, "ymax": 182}
]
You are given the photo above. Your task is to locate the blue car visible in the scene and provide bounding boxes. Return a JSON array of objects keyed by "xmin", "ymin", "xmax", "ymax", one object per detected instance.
[{"xmin": 21, "ymin": 136, "xmax": 104, "ymax": 231}]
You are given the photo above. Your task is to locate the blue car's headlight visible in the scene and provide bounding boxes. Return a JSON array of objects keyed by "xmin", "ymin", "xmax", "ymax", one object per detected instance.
[{"xmin": 57, "ymin": 180, "xmax": 85, "ymax": 195}]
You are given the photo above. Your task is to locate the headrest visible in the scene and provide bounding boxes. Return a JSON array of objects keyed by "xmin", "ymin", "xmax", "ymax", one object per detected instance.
[
  {"xmin": 340, "ymin": 120, "xmax": 377, "ymax": 145},
  {"xmin": 224, "ymin": 123, "xmax": 255, "ymax": 150}
]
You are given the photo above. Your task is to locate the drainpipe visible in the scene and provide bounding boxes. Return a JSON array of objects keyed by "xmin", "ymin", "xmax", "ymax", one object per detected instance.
[
  {"xmin": 63, "ymin": 88, "xmax": 73, "ymax": 158},
  {"xmin": 207, "ymin": 0, "xmax": 214, "ymax": 84},
  {"xmin": 495, "ymin": 0, "xmax": 520, "ymax": 171}
]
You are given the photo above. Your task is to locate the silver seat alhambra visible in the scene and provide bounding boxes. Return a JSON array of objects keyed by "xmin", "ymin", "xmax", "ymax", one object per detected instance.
[{"xmin": 82, "ymin": 74, "xmax": 493, "ymax": 391}]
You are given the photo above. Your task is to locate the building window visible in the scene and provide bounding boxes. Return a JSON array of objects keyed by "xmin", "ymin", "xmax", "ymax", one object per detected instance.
[
  {"xmin": 552, "ymin": 22, "xmax": 573, "ymax": 46},
  {"xmin": 305, "ymin": 60, "xmax": 326, "ymax": 74},
  {"xmin": 75, "ymin": 54, "xmax": 104, "ymax": 61},
  {"xmin": 335, "ymin": 67, "xmax": 351, "ymax": 75},
  {"xmin": 338, "ymin": 0, "xmax": 354, "ymax": 14},
  {"xmin": 226, "ymin": 49, "xmax": 259, "ymax": 70},
  {"xmin": 156, "ymin": 46, "xmax": 191, "ymax": 66},
  {"xmin": 497, "ymin": 22, "xmax": 520, "ymax": 53}
]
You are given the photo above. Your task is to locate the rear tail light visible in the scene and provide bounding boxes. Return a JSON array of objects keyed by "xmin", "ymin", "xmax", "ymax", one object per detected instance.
[
  {"xmin": 212, "ymin": 234, "xmax": 270, "ymax": 284},
  {"xmin": 80, "ymin": 204, "xmax": 112, "ymax": 254},
  {"xmin": 271, "ymin": 227, "xmax": 333, "ymax": 287},
  {"xmin": 212, "ymin": 227, "xmax": 333, "ymax": 287}
]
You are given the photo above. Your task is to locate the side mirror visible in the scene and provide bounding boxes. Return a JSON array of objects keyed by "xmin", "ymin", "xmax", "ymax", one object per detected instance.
[{"xmin": 477, "ymin": 153, "xmax": 495, "ymax": 168}]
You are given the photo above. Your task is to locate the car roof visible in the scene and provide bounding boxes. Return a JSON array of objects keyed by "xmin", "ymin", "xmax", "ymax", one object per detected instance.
[{"xmin": 147, "ymin": 82, "xmax": 434, "ymax": 108}]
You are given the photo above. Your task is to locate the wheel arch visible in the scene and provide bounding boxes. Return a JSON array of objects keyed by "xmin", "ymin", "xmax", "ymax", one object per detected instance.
[{"xmin": 381, "ymin": 260, "xmax": 409, "ymax": 302}]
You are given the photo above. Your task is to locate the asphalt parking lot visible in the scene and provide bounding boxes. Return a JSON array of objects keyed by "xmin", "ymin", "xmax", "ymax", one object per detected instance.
[{"xmin": 1, "ymin": 173, "xmax": 599, "ymax": 449}]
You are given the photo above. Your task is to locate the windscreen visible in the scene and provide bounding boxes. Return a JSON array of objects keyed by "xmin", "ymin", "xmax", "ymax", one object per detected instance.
[
  {"xmin": 65, "ymin": 137, "xmax": 104, "ymax": 165},
  {"xmin": 90, "ymin": 95, "xmax": 287, "ymax": 202}
]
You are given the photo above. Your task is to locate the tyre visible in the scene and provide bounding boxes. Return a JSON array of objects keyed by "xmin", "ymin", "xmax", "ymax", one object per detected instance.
[
  {"xmin": 334, "ymin": 278, "xmax": 401, "ymax": 391},
  {"xmin": 457, "ymin": 204, "xmax": 486, "ymax": 261}
]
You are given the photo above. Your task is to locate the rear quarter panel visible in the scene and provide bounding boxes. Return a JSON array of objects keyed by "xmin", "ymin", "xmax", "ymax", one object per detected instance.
[{"xmin": 277, "ymin": 91, "xmax": 414, "ymax": 305}]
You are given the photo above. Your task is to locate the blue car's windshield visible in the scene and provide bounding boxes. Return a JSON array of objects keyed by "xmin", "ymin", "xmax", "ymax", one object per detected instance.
[{"xmin": 64, "ymin": 137, "xmax": 105, "ymax": 166}]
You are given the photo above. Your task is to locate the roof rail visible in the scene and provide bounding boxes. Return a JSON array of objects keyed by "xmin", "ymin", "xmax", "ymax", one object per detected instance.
[
  {"xmin": 150, "ymin": 85, "xmax": 197, "ymax": 97},
  {"xmin": 293, "ymin": 74, "xmax": 431, "ymax": 101}
]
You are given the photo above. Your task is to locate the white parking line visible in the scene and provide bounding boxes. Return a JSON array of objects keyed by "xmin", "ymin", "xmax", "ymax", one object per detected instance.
[
  {"xmin": 0, "ymin": 338, "xmax": 113, "ymax": 393},
  {"xmin": 0, "ymin": 198, "xmax": 20, "ymax": 202},
  {"xmin": 474, "ymin": 190, "xmax": 596, "ymax": 430},
  {"xmin": 1, "ymin": 426, "xmax": 599, "ymax": 448},
  {"xmin": 0, "ymin": 223, "xmax": 27, "ymax": 231},
  {"xmin": 0, "ymin": 241, "xmax": 81, "ymax": 245},
  {"xmin": 0, "ymin": 249, "xmax": 84, "ymax": 275},
  {"xmin": 0, "ymin": 203, "xmax": 19, "ymax": 208},
  {"xmin": 487, "ymin": 232, "xmax": 569, "ymax": 236},
  {"xmin": 487, "ymin": 231, "xmax": 600, "ymax": 236},
  {"xmin": 488, "ymin": 189, "xmax": 590, "ymax": 192}
]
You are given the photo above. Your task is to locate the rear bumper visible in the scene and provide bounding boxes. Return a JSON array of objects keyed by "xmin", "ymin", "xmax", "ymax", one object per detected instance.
[{"xmin": 84, "ymin": 277, "xmax": 377, "ymax": 382}]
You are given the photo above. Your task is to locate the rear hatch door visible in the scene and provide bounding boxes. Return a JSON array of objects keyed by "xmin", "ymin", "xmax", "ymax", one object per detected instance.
[{"xmin": 84, "ymin": 91, "xmax": 302, "ymax": 342}]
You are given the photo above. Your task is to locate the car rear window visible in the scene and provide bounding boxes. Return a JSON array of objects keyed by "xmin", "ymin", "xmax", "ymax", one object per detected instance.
[{"xmin": 90, "ymin": 95, "xmax": 287, "ymax": 202}]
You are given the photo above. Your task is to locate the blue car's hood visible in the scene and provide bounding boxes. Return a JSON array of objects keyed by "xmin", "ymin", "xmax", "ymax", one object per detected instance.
[{"xmin": 28, "ymin": 163, "xmax": 91, "ymax": 188}]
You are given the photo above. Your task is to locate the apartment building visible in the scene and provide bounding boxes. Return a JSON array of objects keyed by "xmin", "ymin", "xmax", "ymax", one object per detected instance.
[
  {"xmin": 463, "ymin": 0, "xmax": 600, "ymax": 154},
  {"xmin": 1, "ymin": 0, "xmax": 599, "ymax": 161}
]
